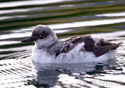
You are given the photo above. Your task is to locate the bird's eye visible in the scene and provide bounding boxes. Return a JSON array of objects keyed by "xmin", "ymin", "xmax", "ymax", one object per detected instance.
[
  {"xmin": 39, "ymin": 32, "xmax": 47, "ymax": 39},
  {"xmin": 40, "ymin": 33, "xmax": 44, "ymax": 38}
]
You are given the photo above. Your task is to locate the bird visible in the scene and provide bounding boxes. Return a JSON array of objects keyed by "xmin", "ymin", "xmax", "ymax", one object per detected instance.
[{"xmin": 22, "ymin": 25, "xmax": 122, "ymax": 64}]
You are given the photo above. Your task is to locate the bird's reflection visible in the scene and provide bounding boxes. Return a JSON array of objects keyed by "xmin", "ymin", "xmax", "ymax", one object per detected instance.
[{"xmin": 32, "ymin": 60, "xmax": 119, "ymax": 88}]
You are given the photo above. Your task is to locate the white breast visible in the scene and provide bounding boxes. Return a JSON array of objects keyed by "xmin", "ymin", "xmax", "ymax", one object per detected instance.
[{"xmin": 32, "ymin": 46, "xmax": 54, "ymax": 63}]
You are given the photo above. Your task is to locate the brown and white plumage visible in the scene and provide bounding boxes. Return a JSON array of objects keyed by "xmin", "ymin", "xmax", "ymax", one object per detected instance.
[
  {"xmin": 49, "ymin": 36, "xmax": 121, "ymax": 57},
  {"xmin": 22, "ymin": 25, "xmax": 122, "ymax": 64}
]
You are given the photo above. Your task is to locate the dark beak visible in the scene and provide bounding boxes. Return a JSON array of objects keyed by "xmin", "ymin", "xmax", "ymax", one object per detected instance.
[{"xmin": 21, "ymin": 37, "xmax": 36, "ymax": 42}]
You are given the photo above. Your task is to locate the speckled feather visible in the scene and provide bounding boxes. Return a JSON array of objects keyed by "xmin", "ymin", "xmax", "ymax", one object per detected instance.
[{"xmin": 48, "ymin": 35, "xmax": 121, "ymax": 57}]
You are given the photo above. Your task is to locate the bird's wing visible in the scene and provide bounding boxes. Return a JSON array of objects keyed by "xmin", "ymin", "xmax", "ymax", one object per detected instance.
[
  {"xmin": 50, "ymin": 35, "xmax": 122, "ymax": 57},
  {"xmin": 93, "ymin": 41, "xmax": 122, "ymax": 57},
  {"xmin": 52, "ymin": 35, "xmax": 95, "ymax": 56}
]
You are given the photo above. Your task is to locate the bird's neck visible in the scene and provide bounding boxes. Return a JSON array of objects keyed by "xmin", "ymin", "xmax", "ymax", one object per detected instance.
[{"xmin": 35, "ymin": 40, "xmax": 59, "ymax": 50}]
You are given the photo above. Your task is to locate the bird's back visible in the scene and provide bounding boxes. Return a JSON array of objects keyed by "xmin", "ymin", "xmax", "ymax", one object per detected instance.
[{"xmin": 51, "ymin": 35, "xmax": 121, "ymax": 57}]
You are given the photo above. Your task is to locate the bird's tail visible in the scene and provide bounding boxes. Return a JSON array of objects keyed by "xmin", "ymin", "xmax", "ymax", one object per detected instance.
[{"xmin": 111, "ymin": 42, "xmax": 123, "ymax": 50}]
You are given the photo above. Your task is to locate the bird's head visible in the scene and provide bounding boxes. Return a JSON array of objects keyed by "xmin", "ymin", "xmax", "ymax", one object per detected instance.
[{"xmin": 22, "ymin": 25, "xmax": 58, "ymax": 48}]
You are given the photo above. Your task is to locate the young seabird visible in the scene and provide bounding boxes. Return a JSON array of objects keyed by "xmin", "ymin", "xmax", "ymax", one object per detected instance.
[{"xmin": 22, "ymin": 25, "xmax": 122, "ymax": 64}]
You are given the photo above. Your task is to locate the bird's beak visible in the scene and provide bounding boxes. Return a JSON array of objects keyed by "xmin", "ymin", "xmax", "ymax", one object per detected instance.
[{"xmin": 21, "ymin": 37, "xmax": 36, "ymax": 42}]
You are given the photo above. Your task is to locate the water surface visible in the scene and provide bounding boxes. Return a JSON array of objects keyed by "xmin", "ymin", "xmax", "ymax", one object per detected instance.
[{"xmin": 0, "ymin": 0, "xmax": 125, "ymax": 88}]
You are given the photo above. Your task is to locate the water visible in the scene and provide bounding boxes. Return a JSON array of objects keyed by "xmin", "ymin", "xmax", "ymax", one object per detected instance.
[{"xmin": 0, "ymin": 0, "xmax": 125, "ymax": 88}]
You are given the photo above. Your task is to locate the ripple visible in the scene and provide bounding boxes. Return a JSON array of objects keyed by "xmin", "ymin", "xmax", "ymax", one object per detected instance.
[
  {"xmin": 49, "ymin": 18, "xmax": 125, "ymax": 29},
  {"xmin": 96, "ymin": 12, "xmax": 125, "ymax": 17},
  {"xmin": 0, "ymin": 0, "xmax": 65, "ymax": 8},
  {"xmin": 0, "ymin": 41, "xmax": 19, "ymax": 45}
]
